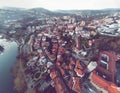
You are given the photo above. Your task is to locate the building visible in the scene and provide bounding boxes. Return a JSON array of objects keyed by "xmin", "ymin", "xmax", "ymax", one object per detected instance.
[{"xmin": 91, "ymin": 51, "xmax": 120, "ymax": 93}]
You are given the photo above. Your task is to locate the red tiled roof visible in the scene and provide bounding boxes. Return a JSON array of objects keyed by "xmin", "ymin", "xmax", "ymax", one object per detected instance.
[
  {"xmin": 72, "ymin": 77, "xmax": 82, "ymax": 93},
  {"xmin": 76, "ymin": 60, "xmax": 83, "ymax": 70},
  {"xmin": 91, "ymin": 72, "xmax": 109, "ymax": 90},
  {"xmin": 50, "ymin": 71, "xmax": 57, "ymax": 79},
  {"xmin": 108, "ymin": 83, "xmax": 120, "ymax": 93},
  {"xmin": 91, "ymin": 72, "xmax": 120, "ymax": 93},
  {"xmin": 59, "ymin": 67, "xmax": 65, "ymax": 76},
  {"xmin": 74, "ymin": 67, "xmax": 84, "ymax": 77}
]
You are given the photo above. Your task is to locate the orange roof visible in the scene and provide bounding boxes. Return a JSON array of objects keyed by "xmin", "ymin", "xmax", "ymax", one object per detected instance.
[
  {"xmin": 50, "ymin": 71, "xmax": 57, "ymax": 79},
  {"xmin": 91, "ymin": 72, "xmax": 109, "ymax": 90},
  {"xmin": 108, "ymin": 83, "xmax": 120, "ymax": 93},
  {"xmin": 74, "ymin": 67, "xmax": 84, "ymax": 77},
  {"xmin": 59, "ymin": 67, "xmax": 65, "ymax": 75},
  {"xmin": 72, "ymin": 77, "xmax": 82, "ymax": 93},
  {"xmin": 76, "ymin": 60, "xmax": 83, "ymax": 70}
]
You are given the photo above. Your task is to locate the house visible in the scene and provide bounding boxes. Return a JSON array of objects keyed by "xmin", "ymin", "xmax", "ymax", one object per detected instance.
[
  {"xmin": 91, "ymin": 51, "xmax": 120, "ymax": 93},
  {"xmin": 75, "ymin": 36, "xmax": 81, "ymax": 50},
  {"xmin": 58, "ymin": 47, "xmax": 65, "ymax": 55},
  {"xmin": 76, "ymin": 60, "xmax": 83, "ymax": 70},
  {"xmin": 74, "ymin": 67, "xmax": 84, "ymax": 78},
  {"xmin": 96, "ymin": 51, "xmax": 117, "ymax": 83},
  {"xmin": 67, "ymin": 24, "xmax": 74, "ymax": 30},
  {"xmin": 50, "ymin": 70, "xmax": 58, "ymax": 80},
  {"xmin": 72, "ymin": 77, "xmax": 82, "ymax": 93},
  {"xmin": 49, "ymin": 66, "xmax": 70, "ymax": 93}
]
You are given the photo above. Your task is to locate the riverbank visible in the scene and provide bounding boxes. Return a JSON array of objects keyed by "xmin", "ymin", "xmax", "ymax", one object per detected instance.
[
  {"xmin": 0, "ymin": 45, "xmax": 4, "ymax": 53},
  {"xmin": 12, "ymin": 36, "xmax": 35, "ymax": 93},
  {"xmin": 12, "ymin": 59, "xmax": 26, "ymax": 93},
  {"xmin": 12, "ymin": 57, "xmax": 35, "ymax": 93}
]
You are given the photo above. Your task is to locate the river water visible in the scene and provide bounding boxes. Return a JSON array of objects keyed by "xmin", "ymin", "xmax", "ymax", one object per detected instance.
[{"xmin": 0, "ymin": 39, "xmax": 18, "ymax": 93}]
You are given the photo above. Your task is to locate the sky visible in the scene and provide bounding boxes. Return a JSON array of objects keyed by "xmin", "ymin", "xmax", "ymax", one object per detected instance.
[{"xmin": 0, "ymin": 0, "xmax": 120, "ymax": 10}]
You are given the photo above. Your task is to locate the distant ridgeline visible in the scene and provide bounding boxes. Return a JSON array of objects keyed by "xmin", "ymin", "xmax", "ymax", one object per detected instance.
[{"xmin": 0, "ymin": 45, "xmax": 4, "ymax": 53}]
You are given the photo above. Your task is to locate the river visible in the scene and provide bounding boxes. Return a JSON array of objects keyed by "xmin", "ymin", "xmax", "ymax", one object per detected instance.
[{"xmin": 0, "ymin": 39, "xmax": 18, "ymax": 93}]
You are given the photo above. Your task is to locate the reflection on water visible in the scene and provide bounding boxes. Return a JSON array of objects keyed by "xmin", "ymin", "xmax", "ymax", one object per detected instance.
[{"xmin": 0, "ymin": 39, "xmax": 18, "ymax": 93}]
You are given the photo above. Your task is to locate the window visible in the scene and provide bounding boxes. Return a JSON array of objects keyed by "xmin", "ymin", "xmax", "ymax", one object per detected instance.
[{"xmin": 100, "ymin": 54, "xmax": 109, "ymax": 69}]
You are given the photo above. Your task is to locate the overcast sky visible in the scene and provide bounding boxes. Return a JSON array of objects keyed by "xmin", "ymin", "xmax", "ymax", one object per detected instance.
[{"xmin": 0, "ymin": 0, "xmax": 120, "ymax": 10}]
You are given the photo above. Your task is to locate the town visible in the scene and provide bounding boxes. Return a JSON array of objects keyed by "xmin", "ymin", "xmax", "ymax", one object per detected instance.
[{"xmin": 10, "ymin": 11, "xmax": 120, "ymax": 93}]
